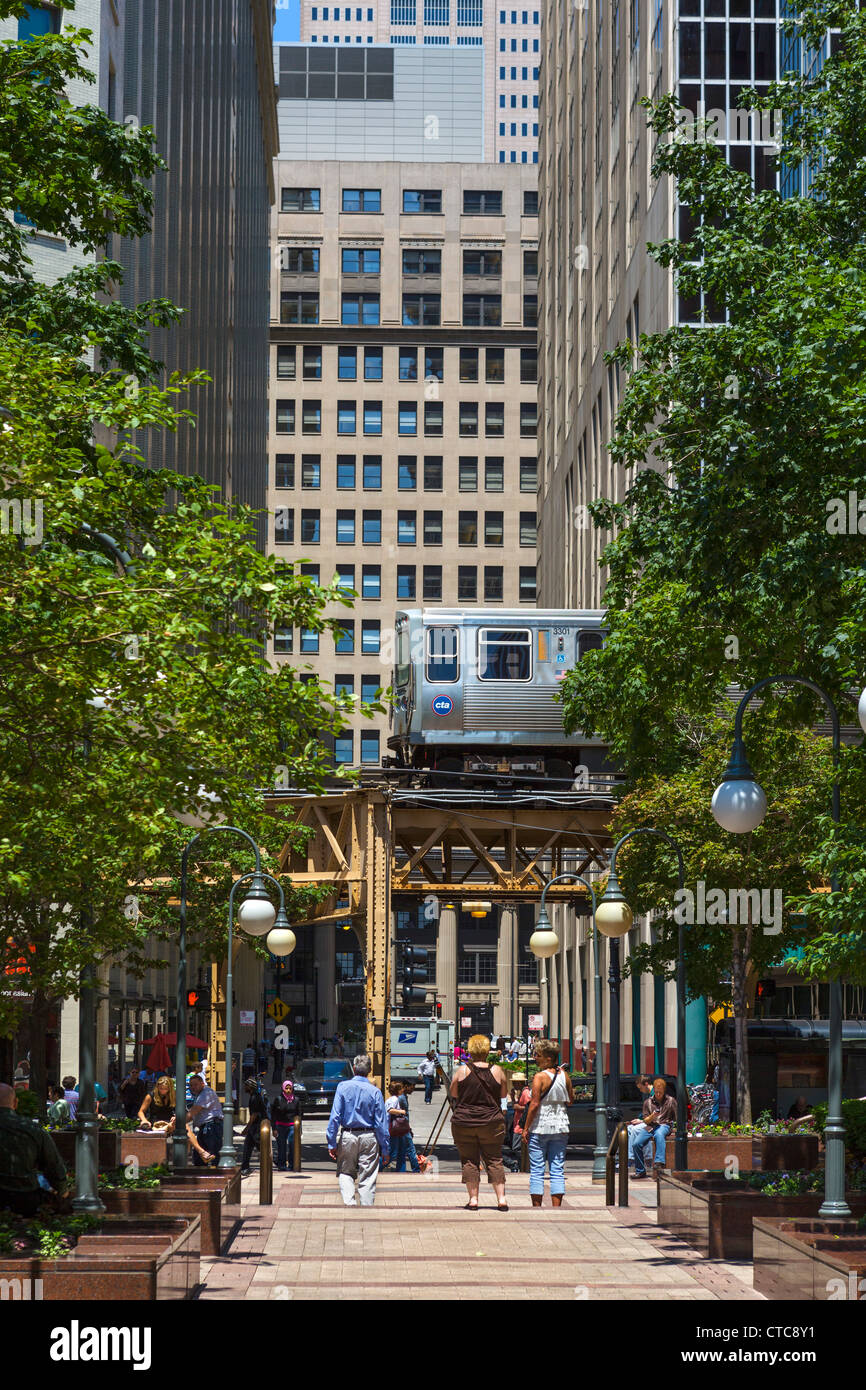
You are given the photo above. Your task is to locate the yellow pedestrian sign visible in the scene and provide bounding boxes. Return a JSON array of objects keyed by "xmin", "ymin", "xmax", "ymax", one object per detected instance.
[
  {"xmin": 709, "ymin": 1003, "xmax": 733, "ymax": 1025},
  {"xmin": 268, "ymin": 998, "xmax": 290, "ymax": 1023}
]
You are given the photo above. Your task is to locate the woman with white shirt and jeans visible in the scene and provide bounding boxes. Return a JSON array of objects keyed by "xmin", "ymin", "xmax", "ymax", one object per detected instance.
[{"xmin": 521, "ymin": 1039, "xmax": 574, "ymax": 1207}]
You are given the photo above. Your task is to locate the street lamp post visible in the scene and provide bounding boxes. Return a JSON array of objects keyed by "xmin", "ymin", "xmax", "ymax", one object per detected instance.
[
  {"xmin": 595, "ymin": 830, "xmax": 687, "ymax": 1172},
  {"xmin": 532, "ymin": 874, "xmax": 607, "ymax": 1182},
  {"xmin": 172, "ymin": 827, "xmax": 277, "ymax": 1171},
  {"xmin": 711, "ymin": 674, "xmax": 849, "ymax": 1218},
  {"xmin": 217, "ymin": 869, "xmax": 295, "ymax": 1169}
]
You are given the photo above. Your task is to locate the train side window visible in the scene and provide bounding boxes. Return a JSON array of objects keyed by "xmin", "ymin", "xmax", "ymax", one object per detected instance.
[
  {"xmin": 426, "ymin": 626, "xmax": 459, "ymax": 683},
  {"xmin": 577, "ymin": 630, "xmax": 605, "ymax": 660},
  {"xmin": 395, "ymin": 624, "xmax": 411, "ymax": 687},
  {"xmin": 478, "ymin": 628, "xmax": 531, "ymax": 681}
]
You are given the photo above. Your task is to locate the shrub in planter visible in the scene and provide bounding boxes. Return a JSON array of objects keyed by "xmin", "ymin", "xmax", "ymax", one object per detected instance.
[
  {"xmin": 811, "ymin": 1099, "xmax": 866, "ymax": 1161},
  {"xmin": 98, "ymin": 1163, "xmax": 169, "ymax": 1191},
  {"xmin": 0, "ymin": 1210, "xmax": 103, "ymax": 1260}
]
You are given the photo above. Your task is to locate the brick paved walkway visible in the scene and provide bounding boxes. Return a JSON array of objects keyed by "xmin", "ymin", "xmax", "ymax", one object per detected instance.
[{"xmin": 198, "ymin": 1167, "xmax": 765, "ymax": 1302}]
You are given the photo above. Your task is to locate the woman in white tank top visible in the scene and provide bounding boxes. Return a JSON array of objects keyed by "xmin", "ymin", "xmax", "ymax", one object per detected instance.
[{"xmin": 521, "ymin": 1039, "xmax": 575, "ymax": 1207}]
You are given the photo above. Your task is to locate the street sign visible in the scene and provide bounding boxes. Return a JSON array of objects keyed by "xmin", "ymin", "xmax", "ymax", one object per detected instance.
[
  {"xmin": 268, "ymin": 998, "xmax": 290, "ymax": 1023},
  {"xmin": 709, "ymin": 1004, "xmax": 732, "ymax": 1024},
  {"xmin": 239, "ymin": 1010, "xmax": 255, "ymax": 1027},
  {"xmin": 460, "ymin": 1017, "xmax": 472, "ymax": 1029},
  {"xmin": 528, "ymin": 1014, "xmax": 544, "ymax": 1031}
]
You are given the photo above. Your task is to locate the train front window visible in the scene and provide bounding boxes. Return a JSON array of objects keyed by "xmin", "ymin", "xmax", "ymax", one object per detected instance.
[
  {"xmin": 478, "ymin": 629, "xmax": 531, "ymax": 681},
  {"xmin": 395, "ymin": 624, "xmax": 411, "ymax": 688},
  {"xmin": 426, "ymin": 627, "xmax": 458, "ymax": 683}
]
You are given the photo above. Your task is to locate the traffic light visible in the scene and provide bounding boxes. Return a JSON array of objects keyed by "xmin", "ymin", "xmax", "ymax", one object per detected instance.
[
  {"xmin": 401, "ymin": 945, "xmax": 428, "ymax": 1010},
  {"xmin": 435, "ymin": 1001, "xmax": 442, "ymax": 1018},
  {"xmin": 186, "ymin": 984, "xmax": 211, "ymax": 1011},
  {"xmin": 755, "ymin": 978, "xmax": 776, "ymax": 1000}
]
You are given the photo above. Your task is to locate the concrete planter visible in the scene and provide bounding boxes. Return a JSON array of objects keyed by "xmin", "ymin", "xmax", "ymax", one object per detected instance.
[
  {"xmin": 119, "ymin": 1131, "xmax": 176, "ymax": 1167},
  {"xmin": 102, "ymin": 1168, "xmax": 240, "ymax": 1256},
  {"xmin": 753, "ymin": 1217, "xmax": 866, "ymax": 1301},
  {"xmin": 758, "ymin": 1133, "xmax": 819, "ymax": 1171},
  {"xmin": 685, "ymin": 1137, "xmax": 755, "ymax": 1171},
  {"xmin": 0, "ymin": 1214, "xmax": 200, "ymax": 1300},
  {"xmin": 685, "ymin": 1133, "xmax": 819, "ymax": 1172},
  {"xmin": 50, "ymin": 1128, "xmax": 122, "ymax": 1170},
  {"xmin": 657, "ymin": 1171, "xmax": 866, "ymax": 1261}
]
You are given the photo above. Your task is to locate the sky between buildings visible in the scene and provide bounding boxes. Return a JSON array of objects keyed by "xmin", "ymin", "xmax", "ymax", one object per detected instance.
[{"xmin": 274, "ymin": 1, "xmax": 301, "ymax": 43}]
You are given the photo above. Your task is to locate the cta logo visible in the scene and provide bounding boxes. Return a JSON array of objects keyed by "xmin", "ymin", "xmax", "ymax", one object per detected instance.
[{"xmin": 431, "ymin": 695, "xmax": 453, "ymax": 716}]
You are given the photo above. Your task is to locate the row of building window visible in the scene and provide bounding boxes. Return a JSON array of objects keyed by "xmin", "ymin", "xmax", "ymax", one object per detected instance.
[
  {"xmin": 273, "ymin": 507, "xmax": 538, "ymax": 547},
  {"xmin": 498, "ymin": 65, "xmax": 539, "ymax": 80},
  {"xmin": 281, "ymin": 246, "xmax": 539, "ymax": 278},
  {"xmin": 499, "ymin": 122, "xmax": 539, "ymax": 137},
  {"xmin": 277, "ymin": 344, "xmax": 538, "ymax": 384},
  {"xmin": 499, "ymin": 94, "xmax": 539, "ymax": 109},
  {"xmin": 274, "ymin": 562, "xmax": 537, "ymax": 606},
  {"xmin": 280, "ymin": 291, "xmax": 537, "ymax": 327},
  {"xmin": 310, "ymin": 6, "xmax": 375, "ymax": 18},
  {"xmin": 281, "ymin": 187, "xmax": 538, "ymax": 216},
  {"xmin": 275, "ymin": 453, "xmax": 538, "ymax": 492},
  {"xmin": 499, "ymin": 37, "xmax": 539, "ymax": 50},
  {"xmin": 275, "ymin": 398, "xmax": 538, "ymax": 436},
  {"xmin": 498, "ymin": 8, "xmax": 539, "ymax": 22}
]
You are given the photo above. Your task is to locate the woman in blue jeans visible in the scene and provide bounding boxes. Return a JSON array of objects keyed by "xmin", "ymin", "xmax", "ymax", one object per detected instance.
[{"xmin": 521, "ymin": 1039, "xmax": 574, "ymax": 1207}]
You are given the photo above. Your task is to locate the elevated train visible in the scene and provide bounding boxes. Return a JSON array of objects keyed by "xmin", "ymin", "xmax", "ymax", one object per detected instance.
[{"xmin": 386, "ymin": 608, "xmax": 615, "ymax": 784}]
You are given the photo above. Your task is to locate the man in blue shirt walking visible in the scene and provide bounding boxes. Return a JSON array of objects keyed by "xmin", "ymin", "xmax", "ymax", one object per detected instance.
[{"xmin": 327, "ymin": 1054, "xmax": 390, "ymax": 1206}]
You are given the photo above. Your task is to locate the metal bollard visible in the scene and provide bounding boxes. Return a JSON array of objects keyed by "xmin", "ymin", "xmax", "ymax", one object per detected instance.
[
  {"xmin": 618, "ymin": 1121, "xmax": 629, "ymax": 1208},
  {"xmin": 293, "ymin": 1115, "xmax": 302, "ymax": 1172},
  {"xmin": 259, "ymin": 1120, "xmax": 273, "ymax": 1205}
]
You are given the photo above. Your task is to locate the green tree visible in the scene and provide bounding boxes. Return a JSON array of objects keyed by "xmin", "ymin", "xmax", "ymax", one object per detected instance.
[{"xmin": 561, "ymin": 0, "xmax": 866, "ymax": 1000}]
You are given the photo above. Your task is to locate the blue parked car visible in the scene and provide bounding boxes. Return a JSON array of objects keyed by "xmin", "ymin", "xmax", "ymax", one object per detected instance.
[{"xmin": 292, "ymin": 1059, "xmax": 354, "ymax": 1115}]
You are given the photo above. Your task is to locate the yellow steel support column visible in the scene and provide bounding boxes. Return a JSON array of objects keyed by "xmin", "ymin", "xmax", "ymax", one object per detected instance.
[{"xmin": 365, "ymin": 792, "xmax": 391, "ymax": 1091}]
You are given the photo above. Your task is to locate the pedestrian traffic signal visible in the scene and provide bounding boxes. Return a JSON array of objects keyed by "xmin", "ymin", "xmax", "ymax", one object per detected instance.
[
  {"xmin": 186, "ymin": 985, "xmax": 211, "ymax": 1011},
  {"xmin": 755, "ymin": 978, "xmax": 776, "ymax": 1000},
  {"xmin": 401, "ymin": 945, "xmax": 428, "ymax": 1010}
]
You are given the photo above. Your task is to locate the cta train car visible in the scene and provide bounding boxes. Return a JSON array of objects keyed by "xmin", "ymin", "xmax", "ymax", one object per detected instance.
[{"xmin": 387, "ymin": 608, "xmax": 612, "ymax": 782}]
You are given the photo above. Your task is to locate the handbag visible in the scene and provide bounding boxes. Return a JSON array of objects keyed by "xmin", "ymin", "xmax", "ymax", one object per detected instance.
[{"xmin": 389, "ymin": 1109, "xmax": 411, "ymax": 1138}]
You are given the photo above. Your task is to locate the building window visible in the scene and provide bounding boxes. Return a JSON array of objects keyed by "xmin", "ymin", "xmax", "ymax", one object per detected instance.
[
  {"xmin": 459, "ymin": 402, "xmax": 479, "ymax": 437},
  {"xmin": 463, "ymin": 294, "xmax": 502, "ymax": 327},
  {"xmin": 424, "ymin": 401, "xmax": 444, "ymax": 436},
  {"xmin": 485, "ymin": 347, "xmax": 505, "ymax": 382},
  {"xmin": 402, "ymin": 189, "xmax": 442, "ymax": 213},
  {"xmin": 342, "ymin": 294, "xmax": 380, "ymax": 325},
  {"xmin": 484, "ymin": 511, "xmax": 504, "ymax": 546},
  {"xmin": 281, "ymin": 246, "xmax": 320, "ymax": 272},
  {"xmin": 300, "ymin": 509, "xmax": 321, "ymax": 543},
  {"xmin": 335, "ymin": 674, "xmax": 354, "ymax": 699},
  {"xmin": 483, "ymin": 567, "xmax": 504, "ymax": 603},
  {"xmin": 302, "ymin": 400, "xmax": 322, "ymax": 434},
  {"xmin": 459, "ymin": 456, "xmax": 478, "ymax": 491},
  {"xmin": 459, "ymin": 511, "xmax": 478, "ymax": 545},
  {"xmin": 342, "ymin": 188, "xmax": 381, "ymax": 212},
  {"xmin": 363, "ymin": 456, "xmax": 382, "ymax": 489},
  {"xmin": 485, "ymin": 457, "xmax": 504, "ymax": 492},
  {"xmin": 334, "ymin": 732, "xmax": 353, "ymax": 764},
  {"xmin": 519, "ymin": 565, "xmax": 537, "ymax": 602},
  {"xmin": 300, "ymin": 563, "xmax": 320, "ymax": 585},
  {"xmin": 425, "ymin": 346, "xmax": 444, "ymax": 381},
  {"xmin": 423, "ymin": 510, "xmax": 443, "ymax": 545},
  {"xmin": 300, "ymin": 628, "xmax": 320, "ymax": 654},
  {"xmin": 337, "ymin": 400, "xmax": 356, "ymax": 435},
  {"xmin": 301, "ymin": 454, "xmax": 321, "ymax": 489},
  {"xmin": 336, "ymin": 565, "xmax": 356, "ymax": 594},
  {"xmin": 485, "ymin": 402, "xmax": 505, "ymax": 437},
  {"xmin": 519, "ymin": 456, "xmax": 538, "ymax": 492},
  {"xmin": 337, "ymin": 346, "xmax": 357, "ymax": 381},
  {"xmin": 463, "ymin": 189, "xmax": 503, "ymax": 215},
  {"xmin": 275, "ymin": 454, "xmax": 295, "ymax": 489},
  {"xmin": 398, "ymin": 456, "xmax": 417, "ymax": 490},
  {"xmin": 398, "ymin": 510, "xmax": 417, "ymax": 544},
  {"xmin": 403, "ymin": 248, "xmax": 442, "ymax": 275},
  {"xmin": 280, "ymin": 291, "xmax": 318, "ymax": 323},
  {"xmin": 523, "ymin": 294, "xmax": 538, "ymax": 327},
  {"xmin": 519, "ymin": 510, "xmax": 537, "ymax": 545},
  {"xmin": 458, "ymin": 565, "xmax": 477, "ymax": 602},
  {"xmin": 361, "ymin": 620, "xmax": 381, "ymax": 653},
  {"xmin": 336, "ymin": 455, "xmax": 356, "ymax": 489},
  {"xmin": 520, "ymin": 347, "xmax": 537, "ymax": 383},
  {"xmin": 361, "ymin": 674, "xmax": 380, "ymax": 703},
  {"xmin": 303, "ymin": 345, "xmax": 322, "ymax": 380},
  {"xmin": 523, "ymin": 190, "xmax": 538, "ymax": 215},
  {"xmin": 342, "ymin": 247, "xmax": 380, "ymax": 273},
  {"xmin": 458, "ymin": 951, "xmax": 498, "ymax": 984},
  {"xmin": 403, "ymin": 294, "xmax": 441, "ymax": 326},
  {"xmin": 281, "ymin": 187, "xmax": 321, "ymax": 211},
  {"xmin": 459, "ymin": 347, "xmax": 479, "ymax": 382},
  {"xmin": 274, "ymin": 507, "xmax": 294, "ymax": 544},
  {"xmin": 520, "ymin": 402, "xmax": 537, "ymax": 435},
  {"xmin": 363, "ymin": 401, "xmax": 382, "ymax": 434},
  {"xmin": 362, "ymin": 510, "xmax": 382, "ymax": 543},
  {"xmin": 274, "ymin": 625, "xmax": 294, "ymax": 654},
  {"xmin": 276, "ymin": 346, "xmax": 296, "ymax": 380},
  {"xmin": 424, "ymin": 456, "xmax": 443, "ymax": 490},
  {"xmin": 399, "ymin": 346, "xmax": 418, "ymax": 381},
  {"xmin": 397, "ymin": 565, "xmax": 416, "ymax": 599},
  {"xmin": 422, "ymin": 565, "xmax": 442, "ymax": 600},
  {"xmin": 398, "ymin": 402, "xmax": 418, "ymax": 435},
  {"xmin": 360, "ymin": 730, "xmax": 380, "ymax": 764},
  {"xmin": 463, "ymin": 249, "xmax": 502, "ymax": 277},
  {"xmin": 335, "ymin": 621, "xmax": 355, "ymax": 654},
  {"xmin": 336, "ymin": 510, "xmax": 356, "ymax": 544},
  {"xmin": 523, "ymin": 249, "xmax": 538, "ymax": 277},
  {"xmin": 276, "ymin": 400, "xmax": 295, "ymax": 434},
  {"xmin": 364, "ymin": 345, "xmax": 383, "ymax": 380},
  {"xmin": 362, "ymin": 565, "xmax": 381, "ymax": 599}
]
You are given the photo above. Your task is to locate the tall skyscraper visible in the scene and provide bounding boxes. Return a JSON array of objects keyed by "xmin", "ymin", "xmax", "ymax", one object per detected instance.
[{"xmin": 298, "ymin": 0, "xmax": 541, "ymax": 162}]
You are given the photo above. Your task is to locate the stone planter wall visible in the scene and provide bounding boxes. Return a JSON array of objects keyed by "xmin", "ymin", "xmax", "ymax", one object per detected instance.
[
  {"xmin": 753, "ymin": 1217, "xmax": 866, "ymax": 1301},
  {"xmin": 0, "ymin": 1214, "xmax": 200, "ymax": 1300},
  {"xmin": 685, "ymin": 1138, "xmax": 755, "ymax": 1172},
  {"xmin": 657, "ymin": 1171, "xmax": 866, "ymax": 1261},
  {"xmin": 758, "ymin": 1133, "xmax": 819, "ymax": 1171},
  {"xmin": 119, "ymin": 1131, "xmax": 176, "ymax": 1167},
  {"xmin": 684, "ymin": 1133, "xmax": 819, "ymax": 1172},
  {"xmin": 102, "ymin": 1174, "xmax": 239, "ymax": 1256},
  {"xmin": 49, "ymin": 1128, "xmax": 122, "ymax": 1170}
]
